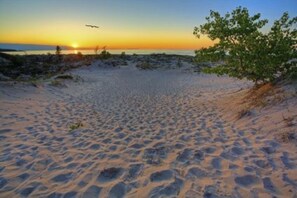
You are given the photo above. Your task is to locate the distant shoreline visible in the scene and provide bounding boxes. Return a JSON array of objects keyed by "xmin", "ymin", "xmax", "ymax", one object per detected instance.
[
  {"xmin": 0, "ymin": 49, "xmax": 23, "ymax": 52},
  {"xmin": 2, "ymin": 49, "xmax": 195, "ymax": 56}
]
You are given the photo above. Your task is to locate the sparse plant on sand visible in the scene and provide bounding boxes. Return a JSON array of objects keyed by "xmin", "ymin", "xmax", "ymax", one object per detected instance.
[
  {"xmin": 94, "ymin": 45, "xmax": 99, "ymax": 55},
  {"xmin": 120, "ymin": 52, "xmax": 126, "ymax": 59},
  {"xmin": 194, "ymin": 7, "xmax": 297, "ymax": 84},
  {"xmin": 55, "ymin": 74, "xmax": 74, "ymax": 80},
  {"xmin": 99, "ymin": 46, "xmax": 111, "ymax": 59},
  {"xmin": 282, "ymin": 114, "xmax": 296, "ymax": 127},
  {"xmin": 237, "ymin": 107, "xmax": 252, "ymax": 119},
  {"xmin": 50, "ymin": 79, "xmax": 64, "ymax": 87},
  {"xmin": 69, "ymin": 121, "xmax": 83, "ymax": 132},
  {"xmin": 279, "ymin": 132, "xmax": 297, "ymax": 143},
  {"xmin": 136, "ymin": 61, "xmax": 155, "ymax": 70},
  {"xmin": 77, "ymin": 51, "xmax": 83, "ymax": 58},
  {"xmin": 177, "ymin": 59, "xmax": 182, "ymax": 68}
]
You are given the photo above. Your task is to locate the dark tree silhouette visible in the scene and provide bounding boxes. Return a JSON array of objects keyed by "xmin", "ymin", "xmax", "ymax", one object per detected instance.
[{"xmin": 56, "ymin": 45, "xmax": 62, "ymax": 61}]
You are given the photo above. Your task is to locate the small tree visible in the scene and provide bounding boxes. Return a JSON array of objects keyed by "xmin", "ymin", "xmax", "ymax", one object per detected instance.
[
  {"xmin": 193, "ymin": 7, "xmax": 297, "ymax": 84},
  {"xmin": 56, "ymin": 45, "xmax": 62, "ymax": 61},
  {"xmin": 99, "ymin": 46, "xmax": 111, "ymax": 59},
  {"xmin": 94, "ymin": 45, "xmax": 99, "ymax": 55},
  {"xmin": 120, "ymin": 51, "xmax": 126, "ymax": 59},
  {"xmin": 77, "ymin": 51, "xmax": 83, "ymax": 58}
]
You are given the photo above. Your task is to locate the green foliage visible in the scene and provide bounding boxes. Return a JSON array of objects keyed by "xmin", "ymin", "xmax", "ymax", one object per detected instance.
[
  {"xmin": 194, "ymin": 7, "xmax": 297, "ymax": 84},
  {"xmin": 136, "ymin": 61, "xmax": 154, "ymax": 70},
  {"xmin": 287, "ymin": 62, "xmax": 297, "ymax": 80},
  {"xmin": 0, "ymin": 52, "xmax": 25, "ymax": 67},
  {"xmin": 50, "ymin": 79, "xmax": 64, "ymax": 87},
  {"xmin": 77, "ymin": 51, "xmax": 83, "ymax": 58},
  {"xmin": 177, "ymin": 59, "xmax": 182, "ymax": 68},
  {"xmin": 120, "ymin": 52, "xmax": 126, "ymax": 58},
  {"xmin": 55, "ymin": 74, "xmax": 74, "ymax": 80},
  {"xmin": 69, "ymin": 121, "xmax": 83, "ymax": 132}
]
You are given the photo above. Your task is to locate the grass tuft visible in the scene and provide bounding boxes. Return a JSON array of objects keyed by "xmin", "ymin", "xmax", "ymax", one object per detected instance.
[
  {"xmin": 237, "ymin": 108, "xmax": 252, "ymax": 119},
  {"xmin": 55, "ymin": 74, "xmax": 74, "ymax": 80},
  {"xmin": 69, "ymin": 121, "xmax": 83, "ymax": 132}
]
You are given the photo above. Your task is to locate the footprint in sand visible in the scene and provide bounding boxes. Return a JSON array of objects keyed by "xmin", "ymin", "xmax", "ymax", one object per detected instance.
[
  {"xmin": 124, "ymin": 163, "xmax": 144, "ymax": 181},
  {"xmin": 149, "ymin": 177, "xmax": 184, "ymax": 198},
  {"xmin": 150, "ymin": 170, "xmax": 174, "ymax": 182},
  {"xmin": 234, "ymin": 174, "xmax": 260, "ymax": 187},
  {"xmin": 108, "ymin": 182, "xmax": 127, "ymax": 198},
  {"xmin": 82, "ymin": 185, "xmax": 102, "ymax": 198},
  {"xmin": 51, "ymin": 172, "xmax": 73, "ymax": 183},
  {"xmin": 97, "ymin": 167, "xmax": 124, "ymax": 183},
  {"xmin": 186, "ymin": 167, "xmax": 208, "ymax": 179}
]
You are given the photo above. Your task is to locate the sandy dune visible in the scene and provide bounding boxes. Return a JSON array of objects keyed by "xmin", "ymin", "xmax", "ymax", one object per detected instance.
[{"xmin": 0, "ymin": 62, "xmax": 296, "ymax": 198}]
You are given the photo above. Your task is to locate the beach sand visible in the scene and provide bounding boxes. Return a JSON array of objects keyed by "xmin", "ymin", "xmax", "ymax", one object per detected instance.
[{"xmin": 0, "ymin": 61, "xmax": 296, "ymax": 197}]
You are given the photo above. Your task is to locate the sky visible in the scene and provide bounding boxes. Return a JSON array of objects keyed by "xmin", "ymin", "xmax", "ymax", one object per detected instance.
[{"xmin": 0, "ymin": 0, "xmax": 296, "ymax": 50}]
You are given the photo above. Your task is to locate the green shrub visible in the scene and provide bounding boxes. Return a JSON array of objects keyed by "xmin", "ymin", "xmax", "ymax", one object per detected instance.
[
  {"xmin": 55, "ymin": 74, "xmax": 74, "ymax": 80},
  {"xmin": 177, "ymin": 59, "xmax": 182, "ymax": 68},
  {"xmin": 69, "ymin": 121, "xmax": 83, "ymax": 131},
  {"xmin": 99, "ymin": 46, "xmax": 111, "ymax": 59},
  {"xmin": 136, "ymin": 61, "xmax": 155, "ymax": 70},
  {"xmin": 194, "ymin": 7, "xmax": 297, "ymax": 84},
  {"xmin": 50, "ymin": 79, "xmax": 64, "ymax": 87},
  {"xmin": 120, "ymin": 52, "xmax": 126, "ymax": 59},
  {"xmin": 77, "ymin": 51, "xmax": 83, "ymax": 58},
  {"xmin": 0, "ymin": 52, "xmax": 25, "ymax": 67}
]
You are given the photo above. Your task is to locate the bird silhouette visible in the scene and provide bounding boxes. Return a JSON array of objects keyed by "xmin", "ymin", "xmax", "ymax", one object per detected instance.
[{"xmin": 85, "ymin": 24, "xmax": 99, "ymax": 28}]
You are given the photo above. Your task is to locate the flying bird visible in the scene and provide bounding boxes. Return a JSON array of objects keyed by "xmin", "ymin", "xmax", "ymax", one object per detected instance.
[{"xmin": 85, "ymin": 24, "xmax": 99, "ymax": 29}]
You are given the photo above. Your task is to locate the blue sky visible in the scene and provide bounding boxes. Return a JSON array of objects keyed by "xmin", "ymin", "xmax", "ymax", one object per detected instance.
[{"xmin": 0, "ymin": 0, "xmax": 296, "ymax": 49}]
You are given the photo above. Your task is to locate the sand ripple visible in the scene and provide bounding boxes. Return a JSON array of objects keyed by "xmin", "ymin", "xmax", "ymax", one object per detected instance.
[{"xmin": 0, "ymin": 66, "xmax": 296, "ymax": 197}]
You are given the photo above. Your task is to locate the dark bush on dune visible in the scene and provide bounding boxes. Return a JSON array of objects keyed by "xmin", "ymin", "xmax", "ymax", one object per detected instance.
[
  {"xmin": 99, "ymin": 49, "xmax": 111, "ymax": 59},
  {"xmin": 136, "ymin": 61, "xmax": 156, "ymax": 70},
  {"xmin": 0, "ymin": 52, "xmax": 90, "ymax": 80},
  {"xmin": 0, "ymin": 52, "xmax": 26, "ymax": 78},
  {"xmin": 120, "ymin": 52, "xmax": 126, "ymax": 59},
  {"xmin": 0, "ymin": 52, "xmax": 25, "ymax": 67},
  {"xmin": 55, "ymin": 74, "xmax": 74, "ymax": 80}
]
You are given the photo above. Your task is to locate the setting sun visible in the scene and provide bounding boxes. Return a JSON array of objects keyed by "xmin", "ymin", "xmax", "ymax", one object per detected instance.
[{"xmin": 72, "ymin": 43, "xmax": 79, "ymax": 49}]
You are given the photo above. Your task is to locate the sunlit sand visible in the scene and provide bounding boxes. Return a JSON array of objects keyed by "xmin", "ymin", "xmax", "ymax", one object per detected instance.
[{"xmin": 1, "ymin": 58, "xmax": 296, "ymax": 197}]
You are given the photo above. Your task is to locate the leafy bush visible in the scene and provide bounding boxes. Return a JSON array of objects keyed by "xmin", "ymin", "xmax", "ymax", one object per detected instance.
[
  {"xmin": 69, "ymin": 121, "xmax": 83, "ymax": 132},
  {"xmin": 99, "ymin": 47, "xmax": 111, "ymax": 59},
  {"xmin": 55, "ymin": 74, "xmax": 74, "ymax": 80},
  {"xmin": 120, "ymin": 52, "xmax": 126, "ymax": 59},
  {"xmin": 77, "ymin": 51, "xmax": 83, "ymax": 58},
  {"xmin": 0, "ymin": 52, "xmax": 25, "ymax": 67},
  {"xmin": 194, "ymin": 7, "xmax": 297, "ymax": 84},
  {"xmin": 50, "ymin": 79, "xmax": 64, "ymax": 87}
]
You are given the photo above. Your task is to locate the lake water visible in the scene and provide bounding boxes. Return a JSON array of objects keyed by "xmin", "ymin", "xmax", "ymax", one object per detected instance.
[{"xmin": 6, "ymin": 49, "xmax": 195, "ymax": 56}]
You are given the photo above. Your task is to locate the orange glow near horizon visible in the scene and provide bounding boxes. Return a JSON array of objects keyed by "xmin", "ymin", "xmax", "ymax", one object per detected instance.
[
  {"xmin": 1, "ymin": 0, "xmax": 296, "ymax": 50},
  {"xmin": 0, "ymin": 17, "xmax": 214, "ymax": 50},
  {"xmin": 0, "ymin": 29, "xmax": 214, "ymax": 50}
]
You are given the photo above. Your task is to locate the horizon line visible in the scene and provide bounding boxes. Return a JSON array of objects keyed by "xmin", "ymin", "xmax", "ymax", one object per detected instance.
[{"xmin": 0, "ymin": 43, "xmax": 198, "ymax": 51}]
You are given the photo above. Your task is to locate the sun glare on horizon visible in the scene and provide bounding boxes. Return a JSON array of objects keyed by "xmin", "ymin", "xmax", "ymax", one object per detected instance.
[
  {"xmin": 0, "ymin": 0, "xmax": 296, "ymax": 50},
  {"xmin": 72, "ymin": 43, "xmax": 79, "ymax": 49}
]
